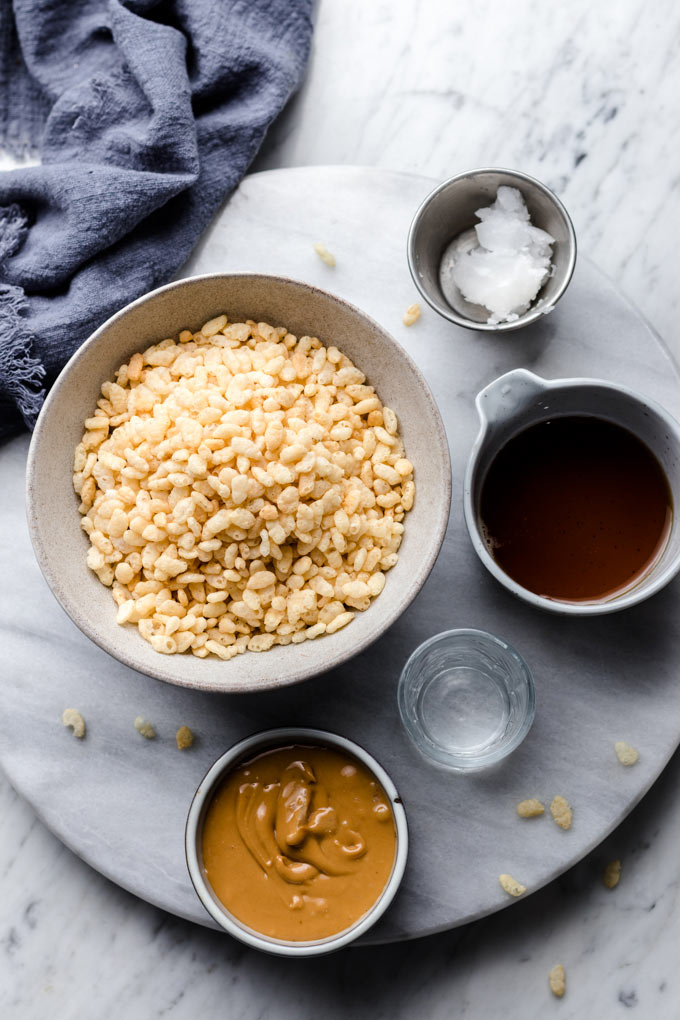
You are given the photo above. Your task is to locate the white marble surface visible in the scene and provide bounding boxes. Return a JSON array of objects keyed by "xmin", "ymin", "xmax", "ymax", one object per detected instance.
[
  {"xmin": 6, "ymin": 165, "xmax": 680, "ymax": 942},
  {"xmin": 3, "ymin": 0, "xmax": 680, "ymax": 1015}
]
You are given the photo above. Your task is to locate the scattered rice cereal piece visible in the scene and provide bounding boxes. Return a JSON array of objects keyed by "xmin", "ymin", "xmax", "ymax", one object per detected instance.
[
  {"xmin": 516, "ymin": 798, "xmax": 545, "ymax": 818},
  {"xmin": 313, "ymin": 242, "xmax": 336, "ymax": 267},
  {"xmin": 62, "ymin": 708, "xmax": 86, "ymax": 739},
  {"xmin": 176, "ymin": 725, "xmax": 194, "ymax": 750},
  {"xmin": 550, "ymin": 795, "xmax": 572, "ymax": 830},
  {"xmin": 134, "ymin": 716, "xmax": 156, "ymax": 739},
  {"xmin": 615, "ymin": 741, "xmax": 639, "ymax": 766},
  {"xmin": 603, "ymin": 859, "xmax": 622, "ymax": 889},
  {"xmin": 549, "ymin": 964, "xmax": 566, "ymax": 999},
  {"xmin": 402, "ymin": 303, "xmax": 421, "ymax": 326},
  {"xmin": 498, "ymin": 873, "xmax": 526, "ymax": 897}
]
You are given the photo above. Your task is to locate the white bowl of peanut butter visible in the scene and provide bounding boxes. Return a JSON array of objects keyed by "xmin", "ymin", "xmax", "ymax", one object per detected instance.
[{"xmin": 185, "ymin": 728, "xmax": 408, "ymax": 955}]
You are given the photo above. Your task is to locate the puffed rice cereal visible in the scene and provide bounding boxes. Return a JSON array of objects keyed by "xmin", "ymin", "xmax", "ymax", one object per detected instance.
[
  {"xmin": 498, "ymin": 873, "xmax": 526, "ymax": 897},
  {"xmin": 615, "ymin": 741, "xmax": 639, "ymax": 766},
  {"xmin": 74, "ymin": 316, "xmax": 415, "ymax": 661},
  {"xmin": 603, "ymin": 859, "xmax": 621, "ymax": 889},
  {"xmin": 134, "ymin": 716, "xmax": 156, "ymax": 739},
  {"xmin": 550, "ymin": 795, "xmax": 572, "ymax": 830},
  {"xmin": 402, "ymin": 303, "xmax": 421, "ymax": 327},
  {"xmin": 176, "ymin": 725, "xmax": 194, "ymax": 750},
  {"xmin": 313, "ymin": 243, "xmax": 336, "ymax": 267},
  {"xmin": 548, "ymin": 964, "xmax": 566, "ymax": 998},
  {"xmin": 516, "ymin": 798, "xmax": 545, "ymax": 818}
]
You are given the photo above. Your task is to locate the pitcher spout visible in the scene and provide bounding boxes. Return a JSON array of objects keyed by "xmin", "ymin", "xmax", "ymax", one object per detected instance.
[{"xmin": 475, "ymin": 369, "xmax": 550, "ymax": 433}]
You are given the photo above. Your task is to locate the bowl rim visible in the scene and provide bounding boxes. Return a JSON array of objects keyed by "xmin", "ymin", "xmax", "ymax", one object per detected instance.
[
  {"xmin": 397, "ymin": 627, "xmax": 536, "ymax": 771},
  {"xmin": 406, "ymin": 166, "xmax": 578, "ymax": 333},
  {"xmin": 463, "ymin": 372, "xmax": 680, "ymax": 615},
  {"xmin": 184, "ymin": 726, "xmax": 409, "ymax": 955},
  {"xmin": 25, "ymin": 272, "xmax": 452, "ymax": 693}
]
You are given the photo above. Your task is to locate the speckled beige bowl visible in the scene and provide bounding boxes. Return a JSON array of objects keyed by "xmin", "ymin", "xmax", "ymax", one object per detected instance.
[{"xmin": 26, "ymin": 274, "xmax": 451, "ymax": 693}]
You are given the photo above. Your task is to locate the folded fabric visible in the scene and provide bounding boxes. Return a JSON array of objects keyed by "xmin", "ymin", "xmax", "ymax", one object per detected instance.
[{"xmin": 0, "ymin": 0, "xmax": 313, "ymax": 441}]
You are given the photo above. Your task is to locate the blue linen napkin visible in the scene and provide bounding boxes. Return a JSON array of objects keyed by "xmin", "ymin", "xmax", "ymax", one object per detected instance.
[{"xmin": 0, "ymin": 0, "xmax": 313, "ymax": 441}]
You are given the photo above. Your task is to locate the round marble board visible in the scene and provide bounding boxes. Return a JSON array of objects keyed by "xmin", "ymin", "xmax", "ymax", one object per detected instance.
[{"xmin": 2, "ymin": 167, "xmax": 680, "ymax": 945}]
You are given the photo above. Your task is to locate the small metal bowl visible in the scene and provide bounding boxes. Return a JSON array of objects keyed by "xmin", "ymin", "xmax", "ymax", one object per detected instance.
[
  {"xmin": 407, "ymin": 168, "xmax": 577, "ymax": 333},
  {"xmin": 185, "ymin": 728, "xmax": 409, "ymax": 956}
]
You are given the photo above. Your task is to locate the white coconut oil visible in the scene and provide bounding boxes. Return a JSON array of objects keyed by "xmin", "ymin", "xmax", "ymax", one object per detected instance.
[{"xmin": 439, "ymin": 187, "xmax": 555, "ymax": 325}]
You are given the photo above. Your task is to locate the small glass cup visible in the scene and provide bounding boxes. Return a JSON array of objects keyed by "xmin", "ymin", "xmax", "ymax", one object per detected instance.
[{"xmin": 398, "ymin": 629, "xmax": 535, "ymax": 771}]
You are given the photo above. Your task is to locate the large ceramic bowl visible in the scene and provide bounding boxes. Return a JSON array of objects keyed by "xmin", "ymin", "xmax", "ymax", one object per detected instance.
[{"xmin": 26, "ymin": 273, "xmax": 451, "ymax": 693}]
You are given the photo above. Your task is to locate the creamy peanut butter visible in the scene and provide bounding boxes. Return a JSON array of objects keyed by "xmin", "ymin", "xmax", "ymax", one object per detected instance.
[{"xmin": 201, "ymin": 744, "xmax": 397, "ymax": 941}]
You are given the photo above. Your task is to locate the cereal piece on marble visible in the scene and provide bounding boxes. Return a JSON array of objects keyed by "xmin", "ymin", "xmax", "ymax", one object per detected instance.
[
  {"xmin": 549, "ymin": 964, "xmax": 566, "ymax": 998},
  {"xmin": 550, "ymin": 795, "xmax": 572, "ymax": 830},
  {"xmin": 603, "ymin": 859, "xmax": 621, "ymax": 889},
  {"xmin": 402, "ymin": 302, "xmax": 421, "ymax": 326},
  {"xmin": 62, "ymin": 708, "xmax": 86, "ymax": 739},
  {"xmin": 176, "ymin": 725, "xmax": 194, "ymax": 750},
  {"xmin": 134, "ymin": 716, "xmax": 156, "ymax": 740},
  {"xmin": 498, "ymin": 873, "xmax": 526, "ymax": 897},
  {"xmin": 313, "ymin": 242, "xmax": 336, "ymax": 267},
  {"xmin": 615, "ymin": 741, "xmax": 639, "ymax": 766}
]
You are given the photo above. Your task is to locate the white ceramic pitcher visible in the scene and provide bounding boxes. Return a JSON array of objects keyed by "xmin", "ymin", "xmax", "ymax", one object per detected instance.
[{"xmin": 463, "ymin": 368, "xmax": 680, "ymax": 615}]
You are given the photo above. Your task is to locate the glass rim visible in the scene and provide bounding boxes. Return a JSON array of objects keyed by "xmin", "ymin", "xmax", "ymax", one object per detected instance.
[{"xmin": 397, "ymin": 628, "xmax": 536, "ymax": 771}]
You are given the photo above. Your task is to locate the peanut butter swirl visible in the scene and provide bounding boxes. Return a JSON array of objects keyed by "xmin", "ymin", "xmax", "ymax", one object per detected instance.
[{"xmin": 201, "ymin": 745, "xmax": 397, "ymax": 941}]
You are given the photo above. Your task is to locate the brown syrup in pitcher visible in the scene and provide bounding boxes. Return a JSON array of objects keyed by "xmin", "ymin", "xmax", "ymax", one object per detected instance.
[{"xmin": 479, "ymin": 416, "xmax": 672, "ymax": 602}]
